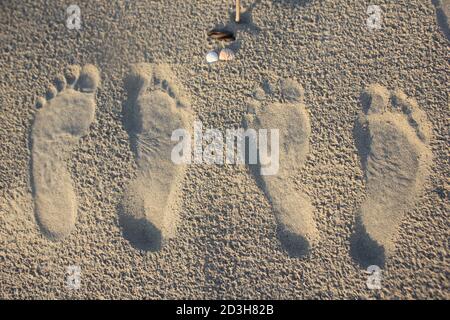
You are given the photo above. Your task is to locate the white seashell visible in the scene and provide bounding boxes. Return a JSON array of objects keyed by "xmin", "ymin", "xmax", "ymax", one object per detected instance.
[
  {"xmin": 219, "ymin": 48, "xmax": 235, "ymax": 61},
  {"xmin": 206, "ymin": 51, "xmax": 219, "ymax": 64}
]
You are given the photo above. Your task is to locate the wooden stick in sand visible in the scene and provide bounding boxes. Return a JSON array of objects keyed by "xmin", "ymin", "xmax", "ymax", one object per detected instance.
[{"xmin": 236, "ymin": 0, "xmax": 241, "ymax": 23}]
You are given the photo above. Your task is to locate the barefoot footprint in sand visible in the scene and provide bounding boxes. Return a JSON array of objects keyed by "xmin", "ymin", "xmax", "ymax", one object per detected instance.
[
  {"xmin": 245, "ymin": 79, "xmax": 318, "ymax": 257},
  {"xmin": 352, "ymin": 84, "xmax": 432, "ymax": 266},
  {"xmin": 31, "ymin": 64, "xmax": 100, "ymax": 239},
  {"xmin": 120, "ymin": 63, "xmax": 191, "ymax": 251}
]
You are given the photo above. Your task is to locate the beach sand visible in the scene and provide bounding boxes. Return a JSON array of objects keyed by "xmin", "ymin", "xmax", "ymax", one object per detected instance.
[{"xmin": 0, "ymin": 0, "xmax": 448, "ymax": 299}]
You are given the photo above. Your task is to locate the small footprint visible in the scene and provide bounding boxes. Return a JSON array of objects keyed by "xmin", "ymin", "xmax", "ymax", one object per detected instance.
[
  {"xmin": 120, "ymin": 63, "xmax": 191, "ymax": 251},
  {"xmin": 352, "ymin": 84, "xmax": 432, "ymax": 266},
  {"xmin": 245, "ymin": 79, "xmax": 318, "ymax": 257},
  {"xmin": 31, "ymin": 64, "xmax": 100, "ymax": 239}
]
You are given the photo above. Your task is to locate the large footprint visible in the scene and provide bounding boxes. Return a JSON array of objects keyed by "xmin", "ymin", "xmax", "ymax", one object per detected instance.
[
  {"xmin": 120, "ymin": 63, "xmax": 191, "ymax": 251},
  {"xmin": 245, "ymin": 79, "xmax": 318, "ymax": 257},
  {"xmin": 31, "ymin": 64, "xmax": 100, "ymax": 239},
  {"xmin": 352, "ymin": 84, "xmax": 432, "ymax": 266}
]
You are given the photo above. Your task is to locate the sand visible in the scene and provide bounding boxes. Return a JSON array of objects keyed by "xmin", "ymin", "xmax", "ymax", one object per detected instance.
[{"xmin": 0, "ymin": 0, "xmax": 448, "ymax": 299}]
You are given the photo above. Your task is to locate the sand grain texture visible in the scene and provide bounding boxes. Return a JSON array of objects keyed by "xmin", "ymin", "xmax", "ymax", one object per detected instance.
[{"xmin": 0, "ymin": 0, "xmax": 448, "ymax": 299}]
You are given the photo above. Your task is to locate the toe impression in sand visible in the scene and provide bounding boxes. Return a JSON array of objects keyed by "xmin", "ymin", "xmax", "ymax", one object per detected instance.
[
  {"xmin": 352, "ymin": 84, "xmax": 432, "ymax": 266},
  {"xmin": 31, "ymin": 64, "xmax": 100, "ymax": 239}
]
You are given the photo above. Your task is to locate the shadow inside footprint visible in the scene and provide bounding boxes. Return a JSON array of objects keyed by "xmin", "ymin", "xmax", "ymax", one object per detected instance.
[
  {"xmin": 277, "ymin": 226, "xmax": 310, "ymax": 257},
  {"xmin": 351, "ymin": 105, "xmax": 386, "ymax": 268},
  {"xmin": 118, "ymin": 203, "xmax": 162, "ymax": 251},
  {"xmin": 248, "ymin": 161, "xmax": 311, "ymax": 258},
  {"xmin": 350, "ymin": 217, "xmax": 386, "ymax": 268},
  {"xmin": 121, "ymin": 99, "xmax": 142, "ymax": 159},
  {"xmin": 353, "ymin": 115, "xmax": 370, "ymax": 173},
  {"xmin": 432, "ymin": 0, "xmax": 450, "ymax": 41}
]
